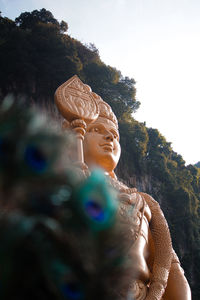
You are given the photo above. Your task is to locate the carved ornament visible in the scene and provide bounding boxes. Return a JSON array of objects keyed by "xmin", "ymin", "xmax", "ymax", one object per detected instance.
[{"xmin": 55, "ymin": 75, "xmax": 99, "ymax": 124}]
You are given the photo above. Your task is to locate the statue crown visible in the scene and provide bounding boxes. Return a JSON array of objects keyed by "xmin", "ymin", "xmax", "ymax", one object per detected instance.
[
  {"xmin": 54, "ymin": 75, "xmax": 118, "ymax": 129},
  {"xmin": 92, "ymin": 92, "xmax": 118, "ymax": 129}
]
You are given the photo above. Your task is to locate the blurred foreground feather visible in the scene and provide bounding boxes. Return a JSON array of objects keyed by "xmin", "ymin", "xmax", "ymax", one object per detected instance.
[{"xmin": 0, "ymin": 96, "xmax": 135, "ymax": 300}]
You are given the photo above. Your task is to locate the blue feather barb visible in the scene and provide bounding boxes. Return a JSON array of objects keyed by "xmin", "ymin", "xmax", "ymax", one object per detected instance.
[{"xmin": 74, "ymin": 169, "xmax": 118, "ymax": 232}]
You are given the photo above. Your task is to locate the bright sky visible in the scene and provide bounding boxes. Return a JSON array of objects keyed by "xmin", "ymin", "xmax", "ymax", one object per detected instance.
[{"xmin": 1, "ymin": 0, "xmax": 200, "ymax": 165}]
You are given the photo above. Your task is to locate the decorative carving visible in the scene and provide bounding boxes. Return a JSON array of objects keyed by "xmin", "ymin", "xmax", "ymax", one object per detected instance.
[
  {"xmin": 55, "ymin": 76, "xmax": 99, "ymax": 167},
  {"xmin": 55, "ymin": 75, "xmax": 99, "ymax": 124},
  {"xmin": 92, "ymin": 92, "xmax": 118, "ymax": 128},
  {"xmin": 71, "ymin": 119, "xmax": 87, "ymax": 140}
]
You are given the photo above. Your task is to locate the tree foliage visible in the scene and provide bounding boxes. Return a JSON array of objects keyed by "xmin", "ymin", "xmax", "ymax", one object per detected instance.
[
  {"xmin": 15, "ymin": 8, "xmax": 68, "ymax": 33},
  {"xmin": 195, "ymin": 161, "xmax": 200, "ymax": 168},
  {"xmin": 0, "ymin": 8, "xmax": 138, "ymax": 117}
]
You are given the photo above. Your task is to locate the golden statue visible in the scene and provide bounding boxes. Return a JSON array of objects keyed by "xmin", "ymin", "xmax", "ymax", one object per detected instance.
[{"xmin": 55, "ymin": 75, "xmax": 191, "ymax": 300}]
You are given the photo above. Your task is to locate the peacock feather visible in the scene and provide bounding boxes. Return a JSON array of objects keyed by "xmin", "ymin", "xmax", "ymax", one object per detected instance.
[{"xmin": 0, "ymin": 96, "xmax": 135, "ymax": 300}]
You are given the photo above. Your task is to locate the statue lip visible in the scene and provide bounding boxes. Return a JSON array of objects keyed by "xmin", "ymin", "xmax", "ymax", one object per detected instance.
[{"xmin": 100, "ymin": 142, "xmax": 114, "ymax": 151}]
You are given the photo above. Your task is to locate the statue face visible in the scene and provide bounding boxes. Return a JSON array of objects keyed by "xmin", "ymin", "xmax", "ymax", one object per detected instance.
[{"xmin": 83, "ymin": 117, "xmax": 121, "ymax": 174}]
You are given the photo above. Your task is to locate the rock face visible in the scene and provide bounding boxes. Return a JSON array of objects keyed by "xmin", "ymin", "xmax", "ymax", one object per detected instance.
[{"xmin": 116, "ymin": 163, "xmax": 163, "ymax": 203}]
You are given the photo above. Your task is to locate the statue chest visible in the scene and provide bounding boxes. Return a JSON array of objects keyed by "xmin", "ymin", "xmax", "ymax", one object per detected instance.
[
  {"xmin": 119, "ymin": 191, "xmax": 152, "ymax": 286},
  {"xmin": 119, "ymin": 191, "xmax": 152, "ymax": 244}
]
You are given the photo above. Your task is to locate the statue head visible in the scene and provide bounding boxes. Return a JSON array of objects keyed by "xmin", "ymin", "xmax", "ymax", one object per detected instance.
[
  {"xmin": 83, "ymin": 93, "xmax": 121, "ymax": 178},
  {"xmin": 54, "ymin": 76, "xmax": 121, "ymax": 178}
]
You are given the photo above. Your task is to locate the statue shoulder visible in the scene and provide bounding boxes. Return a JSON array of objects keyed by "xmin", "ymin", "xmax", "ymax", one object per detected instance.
[
  {"xmin": 138, "ymin": 192, "xmax": 167, "ymax": 224},
  {"xmin": 139, "ymin": 192, "xmax": 162, "ymax": 212},
  {"xmin": 139, "ymin": 192, "xmax": 157, "ymax": 203},
  {"xmin": 109, "ymin": 177, "xmax": 137, "ymax": 194}
]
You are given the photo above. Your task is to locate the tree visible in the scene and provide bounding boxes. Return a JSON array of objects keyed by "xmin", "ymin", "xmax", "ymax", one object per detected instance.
[
  {"xmin": 15, "ymin": 8, "xmax": 68, "ymax": 33},
  {"xmin": 83, "ymin": 62, "xmax": 139, "ymax": 118},
  {"xmin": 195, "ymin": 161, "xmax": 200, "ymax": 168}
]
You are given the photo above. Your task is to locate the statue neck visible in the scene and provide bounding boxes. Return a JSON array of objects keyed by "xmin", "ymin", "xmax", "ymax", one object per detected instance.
[{"xmin": 106, "ymin": 170, "xmax": 117, "ymax": 179}]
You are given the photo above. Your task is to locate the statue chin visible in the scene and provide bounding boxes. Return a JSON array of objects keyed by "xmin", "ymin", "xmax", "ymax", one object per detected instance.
[
  {"xmin": 84, "ymin": 158, "xmax": 116, "ymax": 173},
  {"xmin": 83, "ymin": 144, "xmax": 120, "ymax": 175}
]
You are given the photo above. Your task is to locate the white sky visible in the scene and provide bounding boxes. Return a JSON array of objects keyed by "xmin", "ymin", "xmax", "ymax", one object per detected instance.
[{"xmin": 1, "ymin": 0, "xmax": 200, "ymax": 165}]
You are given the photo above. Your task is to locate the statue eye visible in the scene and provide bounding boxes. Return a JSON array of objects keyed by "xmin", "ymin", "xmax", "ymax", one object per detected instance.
[{"xmin": 111, "ymin": 131, "xmax": 119, "ymax": 140}]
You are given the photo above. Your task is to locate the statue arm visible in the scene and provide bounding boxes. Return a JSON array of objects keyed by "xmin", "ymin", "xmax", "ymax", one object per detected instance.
[
  {"xmin": 162, "ymin": 250, "xmax": 192, "ymax": 300},
  {"xmin": 140, "ymin": 193, "xmax": 173, "ymax": 300}
]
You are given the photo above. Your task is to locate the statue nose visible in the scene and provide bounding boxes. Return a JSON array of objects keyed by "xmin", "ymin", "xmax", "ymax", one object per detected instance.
[{"xmin": 104, "ymin": 132, "xmax": 113, "ymax": 141}]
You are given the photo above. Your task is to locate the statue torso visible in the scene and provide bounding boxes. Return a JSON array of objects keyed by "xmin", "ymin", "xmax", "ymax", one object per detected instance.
[{"xmin": 110, "ymin": 177, "xmax": 154, "ymax": 299}]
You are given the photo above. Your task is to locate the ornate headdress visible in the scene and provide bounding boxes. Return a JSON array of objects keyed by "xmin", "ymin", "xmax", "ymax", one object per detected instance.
[
  {"xmin": 91, "ymin": 92, "xmax": 118, "ymax": 129},
  {"xmin": 54, "ymin": 75, "xmax": 118, "ymax": 129}
]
